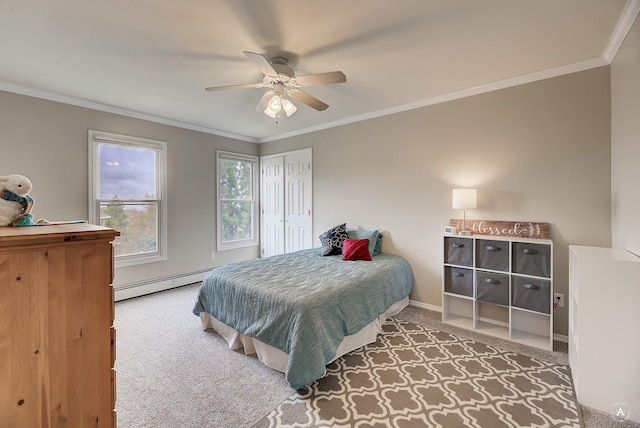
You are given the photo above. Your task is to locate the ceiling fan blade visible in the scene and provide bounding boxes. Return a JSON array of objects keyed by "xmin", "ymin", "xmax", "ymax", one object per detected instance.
[
  {"xmin": 255, "ymin": 90, "xmax": 274, "ymax": 112},
  {"xmin": 289, "ymin": 89, "xmax": 329, "ymax": 111},
  {"xmin": 205, "ymin": 82, "xmax": 261, "ymax": 91},
  {"xmin": 243, "ymin": 51, "xmax": 278, "ymax": 77},
  {"xmin": 294, "ymin": 71, "xmax": 346, "ymax": 86}
]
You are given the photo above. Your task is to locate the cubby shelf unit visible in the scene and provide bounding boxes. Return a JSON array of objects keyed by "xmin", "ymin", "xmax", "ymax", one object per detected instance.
[{"xmin": 442, "ymin": 234, "xmax": 554, "ymax": 351}]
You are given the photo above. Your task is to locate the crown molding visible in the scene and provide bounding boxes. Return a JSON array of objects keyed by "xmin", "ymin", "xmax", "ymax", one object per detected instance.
[
  {"xmin": 603, "ymin": 0, "xmax": 640, "ymax": 63},
  {"xmin": 259, "ymin": 56, "xmax": 609, "ymax": 143},
  {"xmin": 0, "ymin": 52, "xmax": 613, "ymax": 146},
  {"xmin": 3, "ymin": 1, "xmax": 638, "ymax": 145},
  {"xmin": 0, "ymin": 80, "xmax": 258, "ymax": 143}
]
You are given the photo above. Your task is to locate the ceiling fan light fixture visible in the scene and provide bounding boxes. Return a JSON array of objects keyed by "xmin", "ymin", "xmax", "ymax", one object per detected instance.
[
  {"xmin": 282, "ymin": 98, "xmax": 297, "ymax": 117},
  {"xmin": 263, "ymin": 94, "xmax": 282, "ymax": 118},
  {"xmin": 263, "ymin": 105, "xmax": 278, "ymax": 118},
  {"xmin": 207, "ymin": 51, "xmax": 346, "ymax": 118},
  {"xmin": 268, "ymin": 94, "xmax": 282, "ymax": 111},
  {"xmin": 263, "ymin": 92, "xmax": 297, "ymax": 119}
]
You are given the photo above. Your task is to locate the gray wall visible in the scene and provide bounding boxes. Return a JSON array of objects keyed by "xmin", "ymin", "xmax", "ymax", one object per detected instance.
[
  {"xmin": 261, "ymin": 66, "xmax": 613, "ymax": 337},
  {"xmin": 0, "ymin": 91, "xmax": 260, "ymax": 288},
  {"xmin": 611, "ymin": 13, "xmax": 640, "ymax": 256},
  {"xmin": 0, "ymin": 64, "xmax": 618, "ymax": 337}
]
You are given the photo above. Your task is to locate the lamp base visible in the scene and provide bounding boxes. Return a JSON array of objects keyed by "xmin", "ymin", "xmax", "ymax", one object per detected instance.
[{"xmin": 459, "ymin": 230, "xmax": 473, "ymax": 236}]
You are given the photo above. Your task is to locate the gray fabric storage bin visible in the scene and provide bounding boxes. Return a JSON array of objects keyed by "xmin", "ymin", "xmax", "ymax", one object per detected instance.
[
  {"xmin": 475, "ymin": 239, "xmax": 509, "ymax": 271},
  {"xmin": 444, "ymin": 266, "xmax": 473, "ymax": 297},
  {"xmin": 511, "ymin": 276, "xmax": 551, "ymax": 314},
  {"xmin": 476, "ymin": 271, "xmax": 509, "ymax": 305},
  {"xmin": 444, "ymin": 237, "xmax": 473, "ymax": 267},
  {"xmin": 512, "ymin": 242, "xmax": 551, "ymax": 278}
]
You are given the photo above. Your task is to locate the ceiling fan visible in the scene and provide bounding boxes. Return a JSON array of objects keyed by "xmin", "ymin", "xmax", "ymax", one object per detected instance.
[{"xmin": 205, "ymin": 51, "xmax": 346, "ymax": 119}]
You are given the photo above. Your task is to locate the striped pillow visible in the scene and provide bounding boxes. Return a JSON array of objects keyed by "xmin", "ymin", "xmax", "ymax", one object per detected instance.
[{"xmin": 342, "ymin": 238, "xmax": 372, "ymax": 261}]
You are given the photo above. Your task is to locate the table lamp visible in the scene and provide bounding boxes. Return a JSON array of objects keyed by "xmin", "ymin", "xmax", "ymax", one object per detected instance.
[{"xmin": 452, "ymin": 188, "xmax": 477, "ymax": 236}]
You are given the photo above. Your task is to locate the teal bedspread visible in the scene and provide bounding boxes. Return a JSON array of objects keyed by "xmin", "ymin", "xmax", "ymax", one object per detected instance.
[{"xmin": 192, "ymin": 248, "xmax": 413, "ymax": 389}]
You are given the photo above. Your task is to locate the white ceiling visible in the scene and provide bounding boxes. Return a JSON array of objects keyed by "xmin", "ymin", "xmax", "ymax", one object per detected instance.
[{"xmin": 1, "ymin": 1, "xmax": 637, "ymax": 143}]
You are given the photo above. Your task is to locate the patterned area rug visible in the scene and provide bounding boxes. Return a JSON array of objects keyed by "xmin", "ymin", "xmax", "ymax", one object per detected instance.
[{"xmin": 254, "ymin": 318, "xmax": 581, "ymax": 427}]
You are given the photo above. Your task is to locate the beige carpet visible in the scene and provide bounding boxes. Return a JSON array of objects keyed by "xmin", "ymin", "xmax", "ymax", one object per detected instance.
[
  {"xmin": 255, "ymin": 318, "xmax": 581, "ymax": 427},
  {"xmin": 114, "ymin": 283, "xmax": 293, "ymax": 428},
  {"xmin": 114, "ymin": 284, "xmax": 639, "ymax": 428}
]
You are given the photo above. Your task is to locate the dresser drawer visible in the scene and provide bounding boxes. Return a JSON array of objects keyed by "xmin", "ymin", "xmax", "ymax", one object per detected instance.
[
  {"xmin": 475, "ymin": 239, "xmax": 509, "ymax": 271},
  {"xmin": 444, "ymin": 266, "xmax": 473, "ymax": 297},
  {"xmin": 476, "ymin": 271, "xmax": 509, "ymax": 306},
  {"xmin": 512, "ymin": 242, "xmax": 551, "ymax": 278},
  {"xmin": 511, "ymin": 276, "xmax": 551, "ymax": 314},
  {"xmin": 444, "ymin": 237, "xmax": 473, "ymax": 267}
]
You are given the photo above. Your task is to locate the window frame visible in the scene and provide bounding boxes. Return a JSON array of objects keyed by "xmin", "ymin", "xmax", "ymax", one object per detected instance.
[
  {"xmin": 88, "ymin": 130, "xmax": 167, "ymax": 267},
  {"xmin": 216, "ymin": 150, "xmax": 259, "ymax": 251}
]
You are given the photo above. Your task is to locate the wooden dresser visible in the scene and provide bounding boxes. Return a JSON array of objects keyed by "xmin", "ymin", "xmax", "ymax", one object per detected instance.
[{"xmin": 0, "ymin": 224, "xmax": 119, "ymax": 427}]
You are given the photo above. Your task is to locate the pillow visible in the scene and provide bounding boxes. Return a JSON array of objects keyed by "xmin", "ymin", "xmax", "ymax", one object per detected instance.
[
  {"xmin": 342, "ymin": 238, "xmax": 372, "ymax": 261},
  {"xmin": 372, "ymin": 232, "xmax": 383, "ymax": 255},
  {"xmin": 347, "ymin": 228, "xmax": 383, "ymax": 256},
  {"xmin": 319, "ymin": 223, "xmax": 348, "ymax": 256}
]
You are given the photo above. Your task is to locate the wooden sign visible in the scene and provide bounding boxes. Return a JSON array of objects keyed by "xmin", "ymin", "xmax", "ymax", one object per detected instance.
[{"xmin": 450, "ymin": 219, "xmax": 550, "ymax": 239}]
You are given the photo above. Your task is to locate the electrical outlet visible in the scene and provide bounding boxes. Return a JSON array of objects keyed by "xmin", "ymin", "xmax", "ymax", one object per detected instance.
[
  {"xmin": 210, "ymin": 252, "xmax": 216, "ymax": 261},
  {"xmin": 554, "ymin": 293, "xmax": 564, "ymax": 308}
]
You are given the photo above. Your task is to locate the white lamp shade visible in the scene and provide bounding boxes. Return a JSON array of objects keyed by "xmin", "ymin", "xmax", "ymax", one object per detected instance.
[
  {"xmin": 281, "ymin": 98, "xmax": 297, "ymax": 117},
  {"xmin": 264, "ymin": 95, "xmax": 282, "ymax": 118},
  {"xmin": 452, "ymin": 189, "xmax": 477, "ymax": 209},
  {"xmin": 263, "ymin": 106, "xmax": 278, "ymax": 118},
  {"xmin": 262, "ymin": 93, "xmax": 299, "ymax": 119},
  {"xmin": 268, "ymin": 94, "xmax": 282, "ymax": 111}
]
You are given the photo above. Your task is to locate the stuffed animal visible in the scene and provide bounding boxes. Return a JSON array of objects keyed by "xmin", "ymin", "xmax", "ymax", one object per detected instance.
[{"xmin": 0, "ymin": 174, "xmax": 35, "ymax": 226}]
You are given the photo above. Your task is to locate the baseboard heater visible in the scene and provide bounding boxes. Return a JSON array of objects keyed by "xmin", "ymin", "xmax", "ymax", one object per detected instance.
[{"xmin": 114, "ymin": 269, "xmax": 210, "ymax": 302}]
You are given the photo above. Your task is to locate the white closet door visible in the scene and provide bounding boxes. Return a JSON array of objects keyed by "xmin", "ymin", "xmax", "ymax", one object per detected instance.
[
  {"xmin": 260, "ymin": 149, "xmax": 312, "ymax": 257},
  {"xmin": 260, "ymin": 156, "xmax": 284, "ymax": 257},
  {"xmin": 284, "ymin": 151, "xmax": 312, "ymax": 253}
]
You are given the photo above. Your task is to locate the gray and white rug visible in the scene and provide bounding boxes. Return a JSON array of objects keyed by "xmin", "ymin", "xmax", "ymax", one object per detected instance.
[{"xmin": 255, "ymin": 318, "xmax": 581, "ymax": 427}]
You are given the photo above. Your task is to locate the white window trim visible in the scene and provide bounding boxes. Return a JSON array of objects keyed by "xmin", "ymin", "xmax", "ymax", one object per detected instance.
[
  {"xmin": 88, "ymin": 130, "xmax": 168, "ymax": 267},
  {"xmin": 216, "ymin": 150, "xmax": 259, "ymax": 251}
]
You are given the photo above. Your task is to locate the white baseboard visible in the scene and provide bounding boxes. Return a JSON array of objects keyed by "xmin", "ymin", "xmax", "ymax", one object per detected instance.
[
  {"xmin": 409, "ymin": 299, "xmax": 441, "ymax": 312},
  {"xmin": 553, "ymin": 333, "xmax": 569, "ymax": 343},
  {"xmin": 114, "ymin": 269, "xmax": 209, "ymax": 301}
]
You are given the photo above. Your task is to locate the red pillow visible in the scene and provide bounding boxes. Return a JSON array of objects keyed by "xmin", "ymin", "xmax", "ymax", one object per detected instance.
[{"xmin": 342, "ymin": 238, "xmax": 371, "ymax": 261}]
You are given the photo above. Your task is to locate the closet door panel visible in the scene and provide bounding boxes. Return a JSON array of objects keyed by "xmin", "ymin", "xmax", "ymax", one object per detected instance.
[
  {"xmin": 284, "ymin": 151, "xmax": 312, "ymax": 253},
  {"xmin": 261, "ymin": 149, "xmax": 312, "ymax": 256},
  {"xmin": 261, "ymin": 157, "xmax": 285, "ymax": 257}
]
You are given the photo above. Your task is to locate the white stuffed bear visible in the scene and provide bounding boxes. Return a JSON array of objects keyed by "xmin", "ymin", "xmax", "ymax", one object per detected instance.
[{"xmin": 0, "ymin": 174, "xmax": 34, "ymax": 226}]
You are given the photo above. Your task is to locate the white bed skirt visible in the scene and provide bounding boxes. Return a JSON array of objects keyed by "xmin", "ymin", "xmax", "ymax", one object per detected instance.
[{"xmin": 199, "ymin": 296, "xmax": 409, "ymax": 375}]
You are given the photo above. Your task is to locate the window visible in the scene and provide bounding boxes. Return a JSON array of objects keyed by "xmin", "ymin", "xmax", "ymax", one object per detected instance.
[
  {"xmin": 217, "ymin": 150, "xmax": 259, "ymax": 250},
  {"xmin": 89, "ymin": 130, "xmax": 167, "ymax": 266}
]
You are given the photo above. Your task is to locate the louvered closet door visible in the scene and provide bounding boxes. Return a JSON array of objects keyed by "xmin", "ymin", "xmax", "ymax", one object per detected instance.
[{"xmin": 260, "ymin": 149, "xmax": 312, "ymax": 257}]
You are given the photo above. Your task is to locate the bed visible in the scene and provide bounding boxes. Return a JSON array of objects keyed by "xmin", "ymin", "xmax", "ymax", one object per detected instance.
[{"xmin": 192, "ymin": 246, "xmax": 413, "ymax": 389}]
